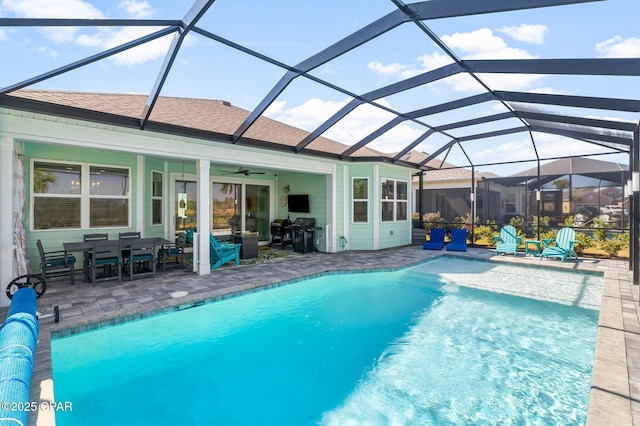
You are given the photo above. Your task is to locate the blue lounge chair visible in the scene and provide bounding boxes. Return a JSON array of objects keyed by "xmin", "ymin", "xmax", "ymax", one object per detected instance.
[
  {"xmin": 540, "ymin": 227, "xmax": 578, "ymax": 262},
  {"xmin": 446, "ymin": 228, "xmax": 467, "ymax": 252},
  {"xmin": 423, "ymin": 228, "xmax": 445, "ymax": 250},
  {"xmin": 209, "ymin": 234, "xmax": 241, "ymax": 270},
  {"xmin": 494, "ymin": 225, "xmax": 522, "ymax": 256}
]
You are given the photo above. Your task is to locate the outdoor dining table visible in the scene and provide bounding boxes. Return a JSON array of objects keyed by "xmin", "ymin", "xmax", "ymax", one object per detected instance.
[
  {"xmin": 63, "ymin": 237, "xmax": 172, "ymax": 282},
  {"xmin": 63, "ymin": 237, "xmax": 172, "ymax": 253}
]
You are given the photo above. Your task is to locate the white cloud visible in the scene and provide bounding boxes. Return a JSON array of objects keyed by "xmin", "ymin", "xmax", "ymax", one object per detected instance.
[
  {"xmin": 1, "ymin": 0, "xmax": 172, "ymax": 66},
  {"xmin": 498, "ymin": 24, "xmax": 548, "ymax": 44},
  {"xmin": 0, "ymin": 29, "xmax": 7, "ymax": 41},
  {"xmin": 2, "ymin": 0, "xmax": 103, "ymax": 42},
  {"xmin": 266, "ymin": 97, "xmax": 349, "ymax": 131},
  {"xmin": 595, "ymin": 35, "xmax": 640, "ymax": 58},
  {"xmin": 264, "ymin": 97, "xmax": 424, "ymax": 153},
  {"xmin": 1, "ymin": 0, "xmax": 103, "ymax": 18},
  {"xmin": 443, "ymin": 28, "xmax": 536, "ymax": 60},
  {"xmin": 369, "ymin": 28, "xmax": 544, "ymax": 93},
  {"xmin": 118, "ymin": 0, "xmax": 153, "ymax": 19},
  {"xmin": 368, "ymin": 61, "xmax": 412, "ymax": 77},
  {"xmin": 36, "ymin": 45, "xmax": 58, "ymax": 58},
  {"xmin": 77, "ymin": 27, "xmax": 173, "ymax": 66},
  {"xmin": 264, "ymin": 100, "xmax": 288, "ymax": 117}
]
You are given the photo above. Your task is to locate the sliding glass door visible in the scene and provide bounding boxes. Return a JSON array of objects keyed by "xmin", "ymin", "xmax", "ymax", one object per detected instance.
[
  {"xmin": 245, "ymin": 184, "xmax": 270, "ymax": 239},
  {"xmin": 212, "ymin": 181, "xmax": 271, "ymax": 241},
  {"xmin": 212, "ymin": 183, "xmax": 241, "ymax": 235}
]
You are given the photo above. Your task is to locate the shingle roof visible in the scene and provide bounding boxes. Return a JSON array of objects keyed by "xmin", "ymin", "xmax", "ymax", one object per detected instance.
[{"xmin": 5, "ymin": 89, "xmax": 388, "ymax": 158}]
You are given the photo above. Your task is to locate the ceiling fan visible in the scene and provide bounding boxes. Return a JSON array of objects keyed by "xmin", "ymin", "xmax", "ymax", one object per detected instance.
[{"xmin": 221, "ymin": 167, "xmax": 265, "ymax": 176}]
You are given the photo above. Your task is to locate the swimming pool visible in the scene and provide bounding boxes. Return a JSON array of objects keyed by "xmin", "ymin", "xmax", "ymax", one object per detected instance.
[{"xmin": 52, "ymin": 257, "xmax": 601, "ymax": 425}]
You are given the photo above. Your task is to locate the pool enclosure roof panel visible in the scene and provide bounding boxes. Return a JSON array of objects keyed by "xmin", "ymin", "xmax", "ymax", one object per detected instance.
[{"xmin": 0, "ymin": 0, "xmax": 638, "ymax": 172}]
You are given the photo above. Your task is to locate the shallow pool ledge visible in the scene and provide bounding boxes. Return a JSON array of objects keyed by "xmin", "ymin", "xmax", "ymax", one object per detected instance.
[{"xmin": 587, "ymin": 268, "xmax": 636, "ymax": 426}]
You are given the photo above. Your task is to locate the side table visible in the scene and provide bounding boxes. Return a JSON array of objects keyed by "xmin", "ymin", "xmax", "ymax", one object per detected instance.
[
  {"xmin": 524, "ymin": 240, "xmax": 541, "ymax": 256},
  {"xmin": 232, "ymin": 232, "xmax": 259, "ymax": 259}
]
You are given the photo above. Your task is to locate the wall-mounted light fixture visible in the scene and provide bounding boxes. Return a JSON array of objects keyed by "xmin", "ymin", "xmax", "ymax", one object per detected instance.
[
  {"xmin": 283, "ymin": 185, "xmax": 290, "ymax": 193},
  {"xmin": 633, "ymin": 172, "xmax": 640, "ymax": 193},
  {"xmin": 535, "ymin": 189, "xmax": 541, "ymax": 201},
  {"xmin": 470, "ymin": 192, "xmax": 475, "ymax": 202}
]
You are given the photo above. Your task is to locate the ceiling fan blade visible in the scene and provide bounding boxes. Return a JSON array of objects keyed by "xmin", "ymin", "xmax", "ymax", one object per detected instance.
[{"xmin": 218, "ymin": 167, "xmax": 265, "ymax": 175}]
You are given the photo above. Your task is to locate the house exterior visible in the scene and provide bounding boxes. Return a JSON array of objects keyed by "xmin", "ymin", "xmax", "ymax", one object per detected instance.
[
  {"xmin": 406, "ymin": 151, "xmax": 512, "ymax": 223},
  {"xmin": 0, "ymin": 90, "xmax": 417, "ymax": 307}
]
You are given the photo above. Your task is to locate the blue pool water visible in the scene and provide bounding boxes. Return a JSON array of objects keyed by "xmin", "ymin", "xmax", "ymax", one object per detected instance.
[{"xmin": 52, "ymin": 258, "xmax": 601, "ymax": 425}]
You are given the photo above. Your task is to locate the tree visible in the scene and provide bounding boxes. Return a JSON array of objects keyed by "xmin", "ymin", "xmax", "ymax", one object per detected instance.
[
  {"xmin": 553, "ymin": 178, "xmax": 570, "ymax": 190},
  {"xmin": 33, "ymin": 169, "xmax": 57, "ymax": 193}
]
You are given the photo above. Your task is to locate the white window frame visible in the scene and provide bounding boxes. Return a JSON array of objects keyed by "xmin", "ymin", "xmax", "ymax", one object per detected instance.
[
  {"xmin": 381, "ymin": 178, "xmax": 409, "ymax": 222},
  {"xmin": 151, "ymin": 170, "xmax": 163, "ymax": 226},
  {"xmin": 352, "ymin": 177, "xmax": 369, "ymax": 224},
  {"xmin": 31, "ymin": 159, "xmax": 131, "ymax": 231}
]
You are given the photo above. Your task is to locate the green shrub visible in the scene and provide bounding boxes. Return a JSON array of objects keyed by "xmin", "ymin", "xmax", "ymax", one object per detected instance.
[
  {"xmin": 573, "ymin": 232, "xmax": 594, "ymax": 254},
  {"xmin": 411, "ymin": 212, "xmax": 420, "ymax": 229},
  {"xmin": 509, "ymin": 216, "xmax": 525, "ymax": 226},
  {"xmin": 592, "ymin": 219, "xmax": 609, "ymax": 243},
  {"xmin": 540, "ymin": 229, "xmax": 557, "ymax": 241},
  {"xmin": 474, "ymin": 220, "xmax": 498, "ymax": 243},
  {"xmin": 422, "ymin": 212, "xmax": 445, "ymax": 231},
  {"xmin": 453, "ymin": 213, "xmax": 479, "ymax": 231},
  {"xmin": 563, "ymin": 215, "xmax": 574, "ymax": 227},
  {"xmin": 600, "ymin": 232, "xmax": 629, "ymax": 258}
]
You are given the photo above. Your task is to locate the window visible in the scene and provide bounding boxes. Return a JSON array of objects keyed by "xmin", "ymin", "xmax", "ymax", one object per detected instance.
[
  {"xmin": 32, "ymin": 161, "xmax": 130, "ymax": 230},
  {"xmin": 505, "ymin": 193, "xmax": 516, "ymax": 213},
  {"xmin": 152, "ymin": 171, "xmax": 163, "ymax": 225},
  {"xmin": 381, "ymin": 179, "xmax": 408, "ymax": 222},
  {"xmin": 33, "ymin": 162, "xmax": 81, "ymax": 229},
  {"xmin": 352, "ymin": 178, "xmax": 368, "ymax": 223}
]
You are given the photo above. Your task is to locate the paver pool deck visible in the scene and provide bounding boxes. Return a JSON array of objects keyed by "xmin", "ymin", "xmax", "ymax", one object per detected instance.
[{"xmin": 4, "ymin": 245, "xmax": 636, "ymax": 425}]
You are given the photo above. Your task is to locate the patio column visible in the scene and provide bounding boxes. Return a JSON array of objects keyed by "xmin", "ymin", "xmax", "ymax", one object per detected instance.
[
  {"xmin": 0, "ymin": 138, "xmax": 14, "ymax": 307},
  {"xmin": 471, "ymin": 166, "xmax": 475, "ymax": 247},
  {"xmin": 633, "ymin": 126, "xmax": 640, "ymax": 285},
  {"xmin": 196, "ymin": 159, "xmax": 210, "ymax": 275},
  {"xmin": 418, "ymin": 171, "xmax": 424, "ymax": 229}
]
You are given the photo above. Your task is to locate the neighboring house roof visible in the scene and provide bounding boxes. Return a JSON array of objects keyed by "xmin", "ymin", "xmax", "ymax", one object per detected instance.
[
  {"xmin": 3, "ymin": 89, "xmax": 391, "ymax": 161},
  {"xmin": 402, "ymin": 151, "xmax": 501, "ymax": 182},
  {"xmin": 489, "ymin": 157, "xmax": 628, "ymax": 187}
]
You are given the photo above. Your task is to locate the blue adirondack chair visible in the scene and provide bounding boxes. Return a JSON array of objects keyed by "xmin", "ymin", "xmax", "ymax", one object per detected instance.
[
  {"xmin": 446, "ymin": 228, "xmax": 467, "ymax": 252},
  {"xmin": 540, "ymin": 227, "xmax": 578, "ymax": 262},
  {"xmin": 494, "ymin": 225, "xmax": 522, "ymax": 256},
  {"xmin": 423, "ymin": 228, "xmax": 445, "ymax": 250},
  {"xmin": 209, "ymin": 234, "xmax": 241, "ymax": 270}
]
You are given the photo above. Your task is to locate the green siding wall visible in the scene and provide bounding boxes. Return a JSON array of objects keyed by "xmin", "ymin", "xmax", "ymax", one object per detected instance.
[{"xmin": 23, "ymin": 142, "xmax": 139, "ymax": 273}]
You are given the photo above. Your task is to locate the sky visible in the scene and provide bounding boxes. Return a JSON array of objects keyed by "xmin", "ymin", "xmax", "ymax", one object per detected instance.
[{"xmin": 1, "ymin": 0, "xmax": 639, "ymax": 176}]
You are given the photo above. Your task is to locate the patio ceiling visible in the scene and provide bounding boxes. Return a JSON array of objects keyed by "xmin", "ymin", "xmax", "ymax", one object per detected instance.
[{"xmin": 0, "ymin": 0, "xmax": 639, "ymax": 173}]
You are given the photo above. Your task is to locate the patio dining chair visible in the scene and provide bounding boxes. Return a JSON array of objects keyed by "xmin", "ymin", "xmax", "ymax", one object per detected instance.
[
  {"xmin": 119, "ymin": 231, "xmax": 141, "ymax": 240},
  {"xmin": 158, "ymin": 233, "xmax": 187, "ymax": 271},
  {"xmin": 36, "ymin": 239, "xmax": 77, "ymax": 285},
  {"xmin": 88, "ymin": 240, "xmax": 122, "ymax": 283},
  {"xmin": 83, "ymin": 233, "xmax": 108, "ymax": 281},
  {"xmin": 126, "ymin": 238, "xmax": 156, "ymax": 280}
]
